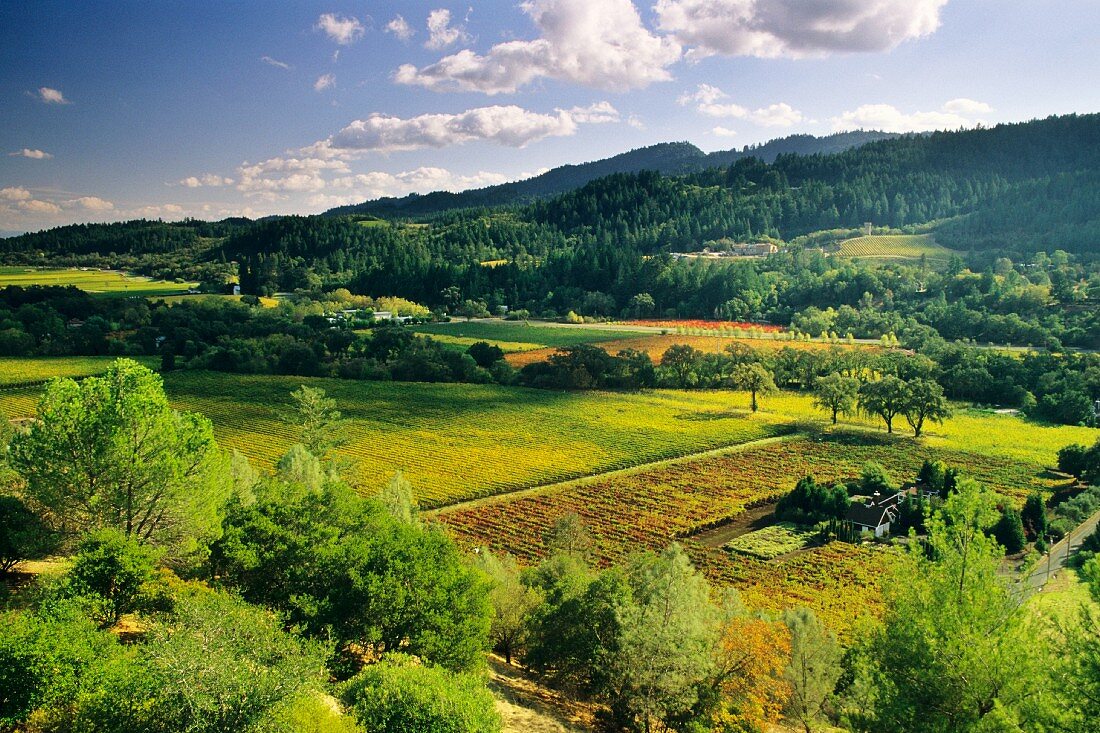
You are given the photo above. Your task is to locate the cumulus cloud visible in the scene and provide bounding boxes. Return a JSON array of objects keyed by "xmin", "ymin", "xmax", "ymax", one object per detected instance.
[
  {"xmin": 396, "ymin": 0, "xmax": 681, "ymax": 94},
  {"xmin": 260, "ymin": 55, "xmax": 291, "ymax": 69},
  {"xmin": 178, "ymin": 174, "xmax": 234, "ymax": 188},
  {"xmin": 655, "ymin": 0, "xmax": 948, "ymax": 59},
  {"xmin": 314, "ymin": 73, "xmax": 336, "ymax": 92},
  {"xmin": 0, "ymin": 187, "xmax": 32, "ymax": 201},
  {"xmin": 425, "ymin": 9, "xmax": 470, "ymax": 50},
  {"xmin": 564, "ymin": 101, "xmax": 621, "ymax": 124},
  {"xmin": 386, "ymin": 14, "xmax": 414, "ymax": 41},
  {"xmin": 67, "ymin": 196, "xmax": 114, "ymax": 211},
  {"xmin": 9, "ymin": 148, "xmax": 53, "ymax": 159},
  {"xmin": 326, "ymin": 105, "xmax": 590, "ymax": 153},
  {"xmin": 35, "ymin": 87, "xmax": 69, "ymax": 104},
  {"xmin": 831, "ymin": 98, "xmax": 993, "ymax": 133},
  {"xmin": 315, "ymin": 13, "xmax": 365, "ymax": 45},
  {"xmin": 678, "ymin": 84, "xmax": 803, "ymax": 126},
  {"xmin": 18, "ymin": 199, "xmax": 62, "ymax": 214},
  {"xmin": 325, "ymin": 167, "xmax": 511, "ymax": 201},
  {"xmin": 236, "ymin": 156, "xmax": 351, "ymax": 197},
  {"xmin": 712, "ymin": 126, "xmax": 738, "ymax": 137}
]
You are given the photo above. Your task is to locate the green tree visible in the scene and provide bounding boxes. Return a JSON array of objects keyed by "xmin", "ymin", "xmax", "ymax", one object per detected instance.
[
  {"xmin": 782, "ymin": 607, "xmax": 842, "ymax": 733},
  {"xmin": 0, "ymin": 495, "xmax": 55, "ymax": 577},
  {"xmin": 62, "ymin": 528, "xmax": 157, "ymax": 627},
  {"xmin": 342, "ymin": 653, "xmax": 501, "ymax": 733},
  {"xmin": 812, "ymin": 373, "xmax": 860, "ymax": 424},
  {"xmin": 861, "ymin": 480, "xmax": 1050, "ymax": 731},
  {"xmin": 858, "ymin": 375, "xmax": 908, "ymax": 433},
  {"xmin": 1020, "ymin": 493, "xmax": 1048, "ymax": 543},
  {"xmin": 377, "ymin": 471, "xmax": 419, "ymax": 525},
  {"xmin": 70, "ymin": 588, "xmax": 328, "ymax": 733},
  {"xmin": 208, "ymin": 479, "xmax": 491, "ymax": 673},
  {"xmin": 992, "ymin": 506, "xmax": 1027, "ymax": 555},
  {"xmin": 287, "ymin": 385, "xmax": 347, "ymax": 460},
  {"xmin": 10, "ymin": 359, "xmax": 229, "ymax": 558},
  {"xmin": 730, "ymin": 362, "xmax": 778, "ymax": 412},
  {"xmin": 606, "ymin": 544, "xmax": 720, "ymax": 731},
  {"xmin": 543, "ymin": 512, "xmax": 594, "ymax": 562},
  {"xmin": 473, "ymin": 550, "xmax": 540, "ymax": 665},
  {"xmin": 902, "ymin": 377, "xmax": 951, "ymax": 437}
]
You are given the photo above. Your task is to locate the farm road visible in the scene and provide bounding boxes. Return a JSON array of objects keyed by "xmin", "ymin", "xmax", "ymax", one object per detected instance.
[{"xmin": 1021, "ymin": 508, "xmax": 1100, "ymax": 596}]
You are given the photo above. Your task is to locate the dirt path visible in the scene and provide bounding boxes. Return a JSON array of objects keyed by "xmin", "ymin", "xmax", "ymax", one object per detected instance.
[
  {"xmin": 428, "ymin": 432, "xmax": 805, "ymax": 516},
  {"xmin": 488, "ymin": 656, "xmax": 596, "ymax": 733},
  {"xmin": 690, "ymin": 502, "xmax": 780, "ymax": 548}
]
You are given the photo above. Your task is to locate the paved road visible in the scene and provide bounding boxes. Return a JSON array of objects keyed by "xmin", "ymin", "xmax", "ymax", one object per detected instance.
[{"xmin": 1020, "ymin": 509, "xmax": 1100, "ymax": 597}]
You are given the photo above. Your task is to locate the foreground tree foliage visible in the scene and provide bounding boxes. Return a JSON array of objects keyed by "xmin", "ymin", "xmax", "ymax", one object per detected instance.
[
  {"xmin": 0, "ymin": 495, "xmax": 55, "ymax": 576},
  {"xmin": 9, "ymin": 359, "xmax": 229, "ymax": 558},
  {"xmin": 206, "ymin": 462, "xmax": 491, "ymax": 674},
  {"xmin": 341, "ymin": 653, "xmax": 501, "ymax": 733},
  {"xmin": 857, "ymin": 480, "xmax": 1056, "ymax": 731},
  {"xmin": 782, "ymin": 607, "xmax": 843, "ymax": 733}
]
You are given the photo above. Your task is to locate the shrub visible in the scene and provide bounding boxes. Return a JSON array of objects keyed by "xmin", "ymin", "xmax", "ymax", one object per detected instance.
[
  {"xmin": 0, "ymin": 495, "xmax": 55, "ymax": 576},
  {"xmin": 342, "ymin": 654, "xmax": 501, "ymax": 733},
  {"xmin": 64, "ymin": 529, "xmax": 157, "ymax": 627}
]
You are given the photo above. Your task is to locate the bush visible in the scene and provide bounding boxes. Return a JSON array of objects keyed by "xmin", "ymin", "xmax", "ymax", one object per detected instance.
[
  {"xmin": 342, "ymin": 654, "xmax": 501, "ymax": 733},
  {"xmin": 1058, "ymin": 443, "xmax": 1089, "ymax": 477},
  {"xmin": 64, "ymin": 529, "xmax": 157, "ymax": 627},
  {"xmin": 992, "ymin": 507, "xmax": 1027, "ymax": 555}
]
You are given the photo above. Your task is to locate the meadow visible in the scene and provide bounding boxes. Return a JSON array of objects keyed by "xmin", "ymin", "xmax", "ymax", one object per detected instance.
[
  {"xmin": 836, "ymin": 234, "xmax": 955, "ymax": 262},
  {"xmin": 0, "ymin": 267, "xmax": 197, "ymax": 296}
]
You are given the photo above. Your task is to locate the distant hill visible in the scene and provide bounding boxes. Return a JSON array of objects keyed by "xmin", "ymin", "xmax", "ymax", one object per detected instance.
[{"xmin": 324, "ymin": 130, "xmax": 898, "ymax": 217}]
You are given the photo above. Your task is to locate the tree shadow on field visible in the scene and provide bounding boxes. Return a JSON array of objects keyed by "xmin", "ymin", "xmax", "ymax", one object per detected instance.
[{"xmin": 675, "ymin": 408, "xmax": 752, "ymax": 422}]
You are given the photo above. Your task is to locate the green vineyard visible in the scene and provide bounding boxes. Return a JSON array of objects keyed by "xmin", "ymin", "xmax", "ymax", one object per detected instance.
[{"xmin": 837, "ymin": 234, "xmax": 955, "ymax": 262}]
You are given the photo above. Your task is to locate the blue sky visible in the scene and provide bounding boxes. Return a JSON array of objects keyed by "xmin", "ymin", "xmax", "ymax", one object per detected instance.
[{"xmin": 2, "ymin": 0, "xmax": 1098, "ymax": 234}]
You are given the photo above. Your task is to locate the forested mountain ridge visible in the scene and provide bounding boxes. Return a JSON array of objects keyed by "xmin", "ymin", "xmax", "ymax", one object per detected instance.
[{"xmin": 324, "ymin": 130, "xmax": 898, "ymax": 217}]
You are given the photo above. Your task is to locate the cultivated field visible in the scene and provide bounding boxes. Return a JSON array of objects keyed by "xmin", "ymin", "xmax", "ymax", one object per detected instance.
[
  {"xmin": 410, "ymin": 321, "xmax": 642, "ymax": 349},
  {"xmin": 4, "ymin": 358, "xmax": 1095, "ymax": 633},
  {"xmin": 0, "ymin": 355, "xmax": 159, "ymax": 387},
  {"xmin": 506, "ymin": 334, "xmax": 874, "ymax": 368},
  {"xmin": 836, "ymin": 234, "xmax": 955, "ymax": 262},
  {"xmin": 0, "ymin": 267, "xmax": 197, "ymax": 296}
]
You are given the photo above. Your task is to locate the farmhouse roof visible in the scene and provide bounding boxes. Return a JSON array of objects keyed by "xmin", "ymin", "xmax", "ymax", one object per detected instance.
[{"xmin": 846, "ymin": 502, "xmax": 895, "ymax": 529}]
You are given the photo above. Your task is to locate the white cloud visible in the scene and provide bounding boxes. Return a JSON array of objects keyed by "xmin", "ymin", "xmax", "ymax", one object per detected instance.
[
  {"xmin": 712, "ymin": 126, "xmax": 738, "ymax": 137},
  {"xmin": 9, "ymin": 148, "xmax": 53, "ymax": 159},
  {"xmin": 386, "ymin": 14, "xmax": 414, "ymax": 41},
  {"xmin": 627, "ymin": 115, "xmax": 645, "ymax": 129},
  {"xmin": 564, "ymin": 101, "xmax": 621, "ymax": 124},
  {"xmin": 0, "ymin": 187, "xmax": 32, "ymax": 201},
  {"xmin": 36, "ymin": 87, "xmax": 69, "ymax": 104},
  {"xmin": 314, "ymin": 73, "xmax": 336, "ymax": 92},
  {"xmin": 326, "ymin": 105, "xmax": 583, "ymax": 153},
  {"xmin": 655, "ymin": 0, "xmax": 949, "ymax": 59},
  {"xmin": 236, "ymin": 156, "xmax": 351, "ymax": 196},
  {"xmin": 396, "ymin": 0, "xmax": 681, "ymax": 94},
  {"xmin": 178, "ymin": 174, "xmax": 234, "ymax": 188},
  {"xmin": 425, "ymin": 9, "xmax": 469, "ymax": 50},
  {"xmin": 326, "ymin": 167, "xmax": 511, "ymax": 201},
  {"xmin": 315, "ymin": 13, "xmax": 365, "ymax": 45},
  {"xmin": 66, "ymin": 196, "xmax": 114, "ymax": 211},
  {"xmin": 943, "ymin": 98, "xmax": 994, "ymax": 116},
  {"xmin": 831, "ymin": 99, "xmax": 994, "ymax": 133},
  {"xmin": 678, "ymin": 84, "xmax": 803, "ymax": 127},
  {"xmin": 260, "ymin": 55, "xmax": 291, "ymax": 69},
  {"xmin": 18, "ymin": 199, "xmax": 62, "ymax": 214}
]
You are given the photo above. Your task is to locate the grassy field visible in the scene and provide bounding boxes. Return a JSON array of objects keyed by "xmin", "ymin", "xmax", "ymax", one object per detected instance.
[
  {"xmin": 725, "ymin": 523, "xmax": 818, "ymax": 560},
  {"xmin": 0, "ymin": 355, "xmax": 159, "ymax": 387},
  {"xmin": 0, "ymin": 267, "xmax": 197, "ymax": 296},
  {"xmin": 413, "ymin": 332, "xmax": 547, "ymax": 354},
  {"xmin": 836, "ymin": 234, "xmax": 955, "ymax": 263},
  {"xmin": 410, "ymin": 321, "xmax": 642, "ymax": 349}
]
